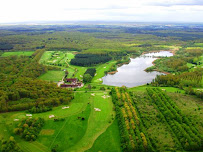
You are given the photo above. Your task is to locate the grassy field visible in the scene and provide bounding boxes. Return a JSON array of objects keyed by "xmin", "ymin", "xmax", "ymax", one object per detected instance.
[
  {"xmin": 86, "ymin": 119, "xmax": 121, "ymax": 152},
  {"xmin": 39, "ymin": 51, "xmax": 87, "ymax": 80},
  {"xmin": 0, "ymin": 91, "xmax": 119, "ymax": 152},
  {"xmin": 38, "ymin": 70, "xmax": 65, "ymax": 82},
  {"xmin": 129, "ymin": 85, "xmax": 185, "ymax": 93},
  {"xmin": 39, "ymin": 51, "xmax": 117, "ymax": 83},
  {"xmin": 92, "ymin": 60, "xmax": 116, "ymax": 83},
  {"xmin": 194, "ymin": 43, "xmax": 203, "ymax": 47},
  {"xmin": 1, "ymin": 51, "xmax": 34, "ymax": 57},
  {"xmin": 39, "ymin": 51, "xmax": 76, "ymax": 66}
]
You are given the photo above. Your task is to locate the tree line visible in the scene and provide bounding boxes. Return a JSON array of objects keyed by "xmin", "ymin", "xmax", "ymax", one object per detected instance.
[
  {"xmin": 111, "ymin": 87, "xmax": 155, "ymax": 152},
  {"xmin": 152, "ymin": 69, "xmax": 203, "ymax": 99},
  {"xmin": 70, "ymin": 54, "xmax": 112, "ymax": 66}
]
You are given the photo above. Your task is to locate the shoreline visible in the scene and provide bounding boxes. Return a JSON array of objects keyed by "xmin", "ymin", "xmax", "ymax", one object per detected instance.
[
  {"xmin": 151, "ymin": 59, "xmax": 171, "ymax": 75},
  {"xmin": 107, "ymin": 50, "xmax": 174, "ymax": 76},
  {"xmin": 144, "ymin": 55, "xmax": 171, "ymax": 75},
  {"xmin": 143, "ymin": 50, "xmax": 175, "ymax": 75},
  {"xmin": 141, "ymin": 49, "xmax": 176, "ymax": 56}
]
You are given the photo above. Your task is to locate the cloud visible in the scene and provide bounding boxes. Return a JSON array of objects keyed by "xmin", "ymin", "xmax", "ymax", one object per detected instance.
[
  {"xmin": 142, "ymin": 0, "xmax": 203, "ymax": 6},
  {"xmin": 0, "ymin": 0, "xmax": 203, "ymax": 23}
]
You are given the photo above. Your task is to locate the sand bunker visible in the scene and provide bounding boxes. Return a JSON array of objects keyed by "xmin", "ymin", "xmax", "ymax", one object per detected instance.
[
  {"xmin": 62, "ymin": 106, "xmax": 69, "ymax": 109},
  {"xmin": 102, "ymin": 95, "xmax": 110, "ymax": 99},
  {"xmin": 49, "ymin": 115, "xmax": 55, "ymax": 118},
  {"xmin": 26, "ymin": 114, "xmax": 32, "ymax": 117},
  {"xmin": 94, "ymin": 108, "xmax": 101, "ymax": 112}
]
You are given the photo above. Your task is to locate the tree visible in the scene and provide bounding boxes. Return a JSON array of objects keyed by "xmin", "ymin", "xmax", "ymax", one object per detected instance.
[{"xmin": 83, "ymin": 74, "xmax": 92, "ymax": 83}]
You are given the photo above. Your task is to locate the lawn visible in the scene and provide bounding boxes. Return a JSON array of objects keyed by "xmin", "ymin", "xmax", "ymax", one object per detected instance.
[
  {"xmin": 39, "ymin": 51, "xmax": 53, "ymax": 64},
  {"xmin": 38, "ymin": 105, "xmax": 91, "ymax": 151},
  {"xmin": 86, "ymin": 119, "xmax": 121, "ymax": 152},
  {"xmin": 38, "ymin": 70, "xmax": 65, "ymax": 82},
  {"xmin": 1, "ymin": 51, "xmax": 34, "ymax": 57},
  {"xmin": 67, "ymin": 92, "xmax": 115, "ymax": 152},
  {"xmin": 39, "ymin": 51, "xmax": 75, "ymax": 66},
  {"xmin": 39, "ymin": 51, "xmax": 118, "ymax": 84},
  {"xmin": 0, "ymin": 92, "xmax": 119, "ymax": 152},
  {"xmin": 92, "ymin": 60, "xmax": 116, "ymax": 83},
  {"xmin": 129, "ymin": 85, "xmax": 185, "ymax": 93},
  {"xmin": 194, "ymin": 43, "xmax": 203, "ymax": 47}
]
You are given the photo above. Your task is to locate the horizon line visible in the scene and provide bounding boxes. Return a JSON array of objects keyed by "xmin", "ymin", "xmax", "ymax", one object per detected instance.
[{"xmin": 1, "ymin": 20, "xmax": 203, "ymax": 25}]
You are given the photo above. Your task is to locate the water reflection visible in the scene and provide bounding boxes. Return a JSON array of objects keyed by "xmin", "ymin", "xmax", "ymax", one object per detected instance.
[{"xmin": 102, "ymin": 51, "xmax": 173, "ymax": 87}]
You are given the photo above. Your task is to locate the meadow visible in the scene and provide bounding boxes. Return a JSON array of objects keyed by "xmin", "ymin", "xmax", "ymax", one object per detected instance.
[
  {"xmin": 38, "ymin": 71, "xmax": 65, "ymax": 82},
  {"xmin": 0, "ymin": 91, "xmax": 120, "ymax": 152},
  {"xmin": 1, "ymin": 51, "xmax": 34, "ymax": 57},
  {"xmin": 39, "ymin": 50, "xmax": 117, "ymax": 83}
]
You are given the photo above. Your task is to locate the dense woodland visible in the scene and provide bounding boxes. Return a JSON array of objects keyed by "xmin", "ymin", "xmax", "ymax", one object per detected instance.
[
  {"xmin": 83, "ymin": 68, "xmax": 96, "ymax": 83},
  {"xmin": 0, "ymin": 49, "xmax": 73, "ymax": 112},
  {"xmin": 70, "ymin": 54, "xmax": 112, "ymax": 66}
]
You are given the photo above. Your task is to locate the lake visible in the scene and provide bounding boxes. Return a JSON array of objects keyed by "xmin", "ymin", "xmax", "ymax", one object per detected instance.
[{"xmin": 102, "ymin": 51, "xmax": 173, "ymax": 87}]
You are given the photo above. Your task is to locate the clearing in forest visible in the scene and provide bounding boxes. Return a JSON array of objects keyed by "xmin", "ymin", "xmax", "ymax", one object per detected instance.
[{"xmin": 1, "ymin": 51, "xmax": 34, "ymax": 57}]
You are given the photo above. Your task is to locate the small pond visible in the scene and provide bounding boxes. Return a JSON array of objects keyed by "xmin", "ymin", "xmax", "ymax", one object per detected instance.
[{"xmin": 102, "ymin": 51, "xmax": 173, "ymax": 87}]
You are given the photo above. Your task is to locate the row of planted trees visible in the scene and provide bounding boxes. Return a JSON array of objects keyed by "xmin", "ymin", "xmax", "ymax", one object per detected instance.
[
  {"xmin": 146, "ymin": 88, "xmax": 203, "ymax": 151},
  {"xmin": 111, "ymin": 87, "xmax": 154, "ymax": 152}
]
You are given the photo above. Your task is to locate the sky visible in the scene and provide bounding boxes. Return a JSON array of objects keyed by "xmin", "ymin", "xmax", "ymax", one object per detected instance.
[{"xmin": 0, "ymin": 0, "xmax": 203, "ymax": 23}]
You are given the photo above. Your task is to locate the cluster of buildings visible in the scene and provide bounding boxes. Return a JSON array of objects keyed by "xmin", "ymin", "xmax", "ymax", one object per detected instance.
[{"xmin": 60, "ymin": 78, "xmax": 83, "ymax": 88}]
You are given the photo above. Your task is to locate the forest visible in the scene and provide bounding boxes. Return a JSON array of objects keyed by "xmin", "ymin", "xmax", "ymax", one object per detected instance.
[
  {"xmin": 0, "ymin": 49, "xmax": 73, "ymax": 112},
  {"xmin": 70, "ymin": 54, "xmax": 112, "ymax": 66}
]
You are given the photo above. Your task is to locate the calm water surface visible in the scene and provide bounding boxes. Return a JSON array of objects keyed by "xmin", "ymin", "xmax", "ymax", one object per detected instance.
[{"xmin": 102, "ymin": 51, "xmax": 173, "ymax": 87}]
